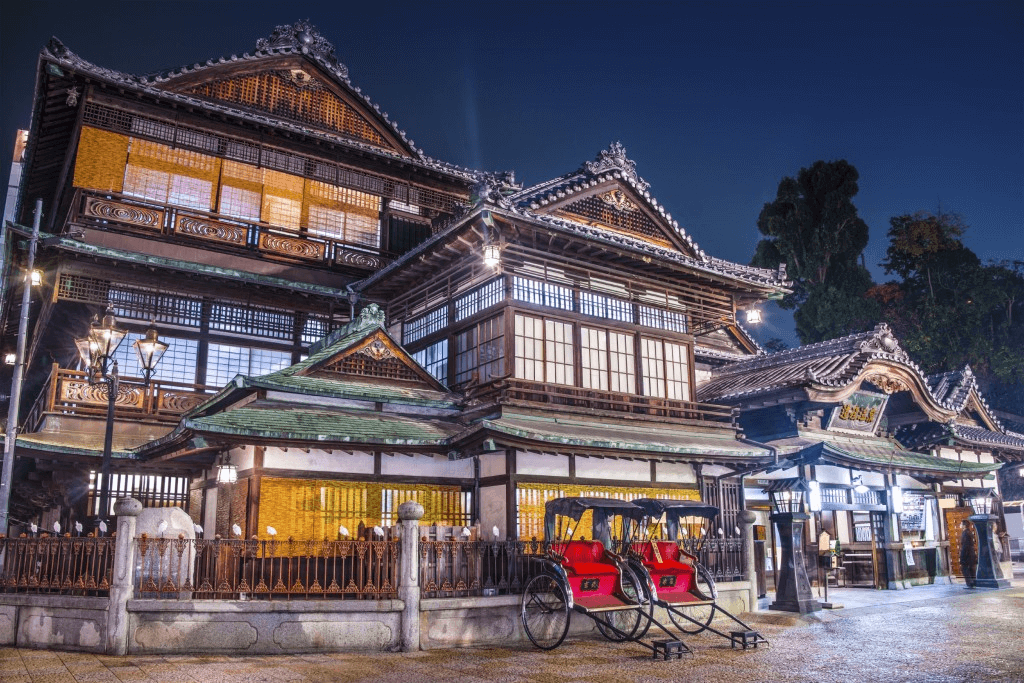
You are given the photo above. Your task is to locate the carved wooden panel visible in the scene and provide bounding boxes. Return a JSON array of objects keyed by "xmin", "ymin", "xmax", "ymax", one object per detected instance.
[
  {"xmin": 83, "ymin": 196, "xmax": 163, "ymax": 230},
  {"xmin": 258, "ymin": 232, "xmax": 325, "ymax": 261},
  {"xmin": 335, "ymin": 247, "xmax": 386, "ymax": 271},
  {"xmin": 59, "ymin": 378, "xmax": 145, "ymax": 409},
  {"xmin": 174, "ymin": 214, "xmax": 247, "ymax": 245},
  {"xmin": 156, "ymin": 390, "xmax": 206, "ymax": 414}
]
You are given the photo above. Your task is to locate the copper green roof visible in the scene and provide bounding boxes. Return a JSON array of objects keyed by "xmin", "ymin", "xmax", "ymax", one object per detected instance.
[
  {"xmin": 250, "ymin": 375, "xmax": 459, "ymax": 408},
  {"xmin": 184, "ymin": 401, "xmax": 460, "ymax": 445},
  {"xmin": 769, "ymin": 433, "xmax": 1000, "ymax": 477},
  {"xmin": 479, "ymin": 412, "xmax": 768, "ymax": 459},
  {"xmin": 14, "ymin": 225, "xmax": 348, "ymax": 299},
  {"xmin": 3, "ymin": 432, "xmax": 135, "ymax": 458}
]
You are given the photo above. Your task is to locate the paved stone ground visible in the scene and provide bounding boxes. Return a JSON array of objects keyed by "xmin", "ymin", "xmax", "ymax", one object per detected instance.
[{"xmin": 2, "ymin": 586, "xmax": 1022, "ymax": 683}]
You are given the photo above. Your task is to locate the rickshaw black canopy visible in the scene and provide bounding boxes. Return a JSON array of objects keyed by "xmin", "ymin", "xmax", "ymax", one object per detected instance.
[
  {"xmin": 631, "ymin": 498, "xmax": 720, "ymax": 520},
  {"xmin": 543, "ymin": 497, "xmax": 645, "ymax": 544}
]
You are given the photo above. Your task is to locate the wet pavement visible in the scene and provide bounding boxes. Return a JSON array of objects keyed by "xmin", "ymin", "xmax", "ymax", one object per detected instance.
[{"xmin": 1, "ymin": 584, "xmax": 1022, "ymax": 683}]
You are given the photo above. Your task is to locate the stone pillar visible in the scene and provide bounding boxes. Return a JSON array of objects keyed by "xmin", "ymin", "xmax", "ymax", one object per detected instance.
[
  {"xmin": 106, "ymin": 497, "xmax": 142, "ymax": 655},
  {"xmin": 397, "ymin": 501, "xmax": 424, "ymax": 652},
  {"xmin": 738, "ymin": 509, "xmax": 757, "ymax": 612}
]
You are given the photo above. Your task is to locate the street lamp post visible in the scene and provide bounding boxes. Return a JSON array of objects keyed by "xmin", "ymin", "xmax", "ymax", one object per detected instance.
[
  {"xmin": 765, "ymin": 478, "xmax": 822, "ymax": 614},
  {"xmin": 76, "ymin": 314, "xmax": 166, "ymax": 527}
]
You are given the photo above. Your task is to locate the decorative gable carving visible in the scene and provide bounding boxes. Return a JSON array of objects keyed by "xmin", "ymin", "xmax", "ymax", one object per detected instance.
[
  {"xmin": 182, "ymin": 70, "xmax": 389, "ymax": 148},
  {"xmin": 555, "ymin": 187, "xmax": 673, "ymax": 248},
  {"xmin": 306, "ymin": 331, "xmax": 443, "ymax": 389}
]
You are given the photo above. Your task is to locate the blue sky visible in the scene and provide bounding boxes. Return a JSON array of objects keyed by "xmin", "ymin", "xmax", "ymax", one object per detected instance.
[{"xmin": 3, "ymin": 1, "xmax": 1021, "ymax": 346}]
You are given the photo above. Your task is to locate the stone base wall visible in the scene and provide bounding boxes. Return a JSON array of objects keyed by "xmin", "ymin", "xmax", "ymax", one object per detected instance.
[
  {"xmin": 0, "ymin": 595, "xmax": 108, "ymax": 652},
  {"xmin": 419, "ymin": 581, "xmax": 753, "ymax": 650},
  {"xmin": 126, "ymin": 600, "xmax": 404, "ymax": 654}
]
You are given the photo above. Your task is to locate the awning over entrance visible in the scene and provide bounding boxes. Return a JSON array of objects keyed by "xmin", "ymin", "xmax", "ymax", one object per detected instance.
[{"xmin": 765, "ymin": 433, "xmax": 1000, "ymax": 480}]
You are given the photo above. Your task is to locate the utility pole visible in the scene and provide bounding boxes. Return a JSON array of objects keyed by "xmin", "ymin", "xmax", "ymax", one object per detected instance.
[{"xmin": 0, "ymin": 198, "xmax": 42, "ymax": 535}]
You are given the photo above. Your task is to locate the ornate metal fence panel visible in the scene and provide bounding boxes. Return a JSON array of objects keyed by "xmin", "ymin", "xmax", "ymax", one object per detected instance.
[
  {"xmin": 135, "ymin": 536, "xmax": 399, "ymax": 600},
  {"xmin": 419, "ymin": 539, "xmax": 546, "ymax": 598},
  {"xmin": 0, "ymin": 536, "xmax": 115, "ymax": 595}
]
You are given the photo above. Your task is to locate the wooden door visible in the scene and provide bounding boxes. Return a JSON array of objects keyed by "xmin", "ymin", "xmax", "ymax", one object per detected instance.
[{"xmin": 945, "ymin": 507, "xmax": 975, "ymax": 577}]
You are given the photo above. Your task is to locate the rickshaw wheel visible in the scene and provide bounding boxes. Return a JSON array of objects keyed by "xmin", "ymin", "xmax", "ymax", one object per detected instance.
[
  {"xmin": 669, "ymin": 564, "xmax": 716, "ymax": 634},
  {"xmin": 595, "ymin": 567, "xmax": 652, "ymax": 642},
  {"xmin": 521, "ymin": 574, "xmax": 571, "ymax": 650}
]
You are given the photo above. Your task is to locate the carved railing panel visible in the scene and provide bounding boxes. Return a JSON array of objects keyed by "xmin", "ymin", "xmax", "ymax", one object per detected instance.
[
  {"xmin": 173, "ymin": 214, "xmax": 247, "ymax": 245},
  {"xmin": 335, "ymin": 247, "xmax": 387, "ymax": 271},
  {"xmin": 59, "ymin": 378, "xmax": 146, "ymax": 410},
  {"xmin": 155, "ymin": 390, "xmax": 207, "ymax": 415},
  {"xmin": 258, "ymin": 232, "xmax": 326, "ymax": 261},
  {"xmin": 82, "ymin": 195, "xmax": 164, "ymax": 230}
]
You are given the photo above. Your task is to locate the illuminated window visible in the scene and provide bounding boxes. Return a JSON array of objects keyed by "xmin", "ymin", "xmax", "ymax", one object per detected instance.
[
  {"xmin": 412, "ymin": 339, "xmax": 448, "ymax": 384},
  {"xmin": 168, "ymin": 174, "xmax": 212, "ymax": 211},
  {"xmin": 219, "ymin": 185, "xmax": 261, "ymax": 222},
  {"xmin": 512, "ymin": 276, "xmax": 573, "ymax": 311},
  {"xmin": 581, "ymin": 327, "xmax": 636, "ymax": 394},
  {"xmin": 262, "ymin": 169, "xmax": 303, "ymax": 229},
  {"xmin": 641, "ymin": 337, "xmax": 690, "ymax": 400},
  {"xmin": 306, "ymin": 181, "xmax": 381, "ymax": 249},
  {"xmin": 205, "ymin": 344, "xmax": 292, "ymax": 387}
]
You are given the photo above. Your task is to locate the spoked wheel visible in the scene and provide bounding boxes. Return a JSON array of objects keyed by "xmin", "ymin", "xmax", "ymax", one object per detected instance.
[
  {"xmin": 669, "ymin": 563, "xmax": 717, "ymax": 635},
  {"xmin": 596, "ymin": 567, "xmax": 653, "ymax": 642},
  {"xmin": 521, "ymin": 574, "xmax": 571, "ymax": 650}
]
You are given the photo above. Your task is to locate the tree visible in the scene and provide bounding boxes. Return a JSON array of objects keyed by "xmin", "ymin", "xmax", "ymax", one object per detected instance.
[
  {"xmin": 752, "ymin": 160, "xmax": 877, "ymax": 343},
  {"xmin": 871, "ymin": 212, "xmax": 1024, "ymax": 413}
]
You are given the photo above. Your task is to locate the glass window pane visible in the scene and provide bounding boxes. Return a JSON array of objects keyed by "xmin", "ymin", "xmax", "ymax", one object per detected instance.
[
  {"xmin": 581, "ymin": 326, "xmax": 608, "ymax": 391},
  {"xmin": 109, "ymin": 333, "xmax": 197, "ymax": 385},
  {"xmin": 609, "ymin": 331, "xmax": 636, "ymax": 394},
  {"xmin": 641, "ymin": 337, "xmax": 665, "ymax": 398}
]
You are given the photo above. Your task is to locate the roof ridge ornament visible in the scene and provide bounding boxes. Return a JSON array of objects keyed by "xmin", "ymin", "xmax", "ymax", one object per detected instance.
[
  {"xmin": 255, "ymin": 21, "xmax": 348, "ymax": 79},
  {"xmin": 470, "ymin": 171, "xmax": 520, "ymax": 209},
  {"xmin": 583, "ymin": 142, "xmax": 650, "ymax": 193},
  {"xmin": 356, "ymin": 303, "xmax": 386, "ymax": 329}
]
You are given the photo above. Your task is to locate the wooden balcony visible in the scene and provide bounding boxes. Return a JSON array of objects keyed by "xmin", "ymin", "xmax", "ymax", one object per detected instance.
[
  {"xmin": 473, "ymin": 377, "xmax": 736, "ymax": 426},
  {"xmin": 69, "ymin": 189, "xmax": 393, "ymax": 272},
  {"xmin": 24, "ymin": 364, "xmax": 216, "ymax": 432}
]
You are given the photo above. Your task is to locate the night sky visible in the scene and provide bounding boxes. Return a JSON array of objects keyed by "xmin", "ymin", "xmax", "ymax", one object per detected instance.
[{"xmin": 2, "ymin": 1, "xmax": 1021, "ymax": 346}]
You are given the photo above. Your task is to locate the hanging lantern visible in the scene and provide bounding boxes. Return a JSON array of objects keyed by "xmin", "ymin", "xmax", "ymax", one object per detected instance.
[{"xmin": 133, "ymin": 323, "xmax": 168, "ymax": 382}]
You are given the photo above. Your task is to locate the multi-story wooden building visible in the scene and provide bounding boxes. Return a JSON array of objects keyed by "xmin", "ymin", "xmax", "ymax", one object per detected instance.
[{"xmin": 2, "ymin": 22, "xmax": 790, "ymax": 543}]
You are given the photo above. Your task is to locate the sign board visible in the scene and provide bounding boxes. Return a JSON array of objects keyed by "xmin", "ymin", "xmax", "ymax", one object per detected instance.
[{"xmin": 827, "ymin": 390, "xmax": 889, "ymax": 435}]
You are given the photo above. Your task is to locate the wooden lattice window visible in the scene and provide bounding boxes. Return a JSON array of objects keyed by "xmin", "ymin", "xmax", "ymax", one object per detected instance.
[
  {"xmin": 318, "ymin": 351, "xmax": 421, "ymax": 383},
  {"xmin": 185, "ymin": 72, "xmax": 387, "ymax": 147},
  {"xmin": 558, "ymin": 194, "xmax": 666, "ymax": 244}
]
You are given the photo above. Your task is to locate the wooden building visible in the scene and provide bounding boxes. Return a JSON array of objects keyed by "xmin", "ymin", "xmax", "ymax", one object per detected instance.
[{"xmin": 699, "ymin": 326, "xmax": 1023, "ymax": 588}]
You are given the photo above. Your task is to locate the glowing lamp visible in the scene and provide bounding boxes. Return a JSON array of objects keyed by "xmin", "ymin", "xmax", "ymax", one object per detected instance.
[
  {"xmin": 483, "ymin": 243, "xmax": 500, "ymax": 268},
  {"xmin": 890, "ymin": 485, "xmax": 903, "ymax": 514},
  {"xmin": 216, "ymin": 463, "xmax": 238, "ymax": 485},
  {"xmin": 745, "ymin": 308, "xmax": 762, "ymax": 324},
  {"xmin": 133, "ymin": 323, "xmax": 168, "ymax": 381}
]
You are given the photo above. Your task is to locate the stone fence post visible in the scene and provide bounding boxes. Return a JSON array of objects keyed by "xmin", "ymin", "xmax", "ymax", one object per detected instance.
[
  {"xmin": 738, "ymin": 509, "xmax": 757, "ymax": 613},
  {"xmin": 106, "ymin": 496, "xmax": 142, "ymax": 655},
  {"xmin": 397, "ymin": 501, "xmax": 424, "ymax": 652}
]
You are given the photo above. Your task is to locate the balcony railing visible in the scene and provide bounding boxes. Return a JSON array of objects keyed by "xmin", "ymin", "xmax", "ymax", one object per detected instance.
[
  {"xmin": 25, "ymin": 363, "xmax": 214, "ymax": 432},
  {"xmin": 475, "ymin": 377, "xmax": 735, "ymax": 424},
  {"xmin": 71, "ymin": 188, "xmax": 394, "ymax": 272}
]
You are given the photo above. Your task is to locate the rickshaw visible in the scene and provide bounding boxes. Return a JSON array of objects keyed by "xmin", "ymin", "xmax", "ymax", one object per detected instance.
[
  {"xmin": 628, "ymin": 498, "xmax": 767, "ymax": 649},
  {"xmin": 520, "ymin": 497, "xmax": 655, "ymax": 651}
]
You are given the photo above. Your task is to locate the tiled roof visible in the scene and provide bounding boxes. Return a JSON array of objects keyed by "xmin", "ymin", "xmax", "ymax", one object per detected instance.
[
  {"xmin": 698, "ymin": 324, "xmax": 918, "ymax": 402},
  {"xmin": 185, "ymin": 402, "xmax": 459, "ymax": 445},
  {"xmin": 898, "ymin": 422, "xmax": 1024, "ymax": 454},
  {"xmin": 924, "ymin": 366, "xmax": 1003, "ymax": 431},
  {"xmin": 765, "ymin": 433, "xmax": 1000, "ymax": 476},
  {"xmin": 479, "ymin": 412, "xmax": 770, "ymax": 460},
  {"xmin": 249, "ymin": 375, "xmax": 458, "ymax": 409},
  {"xmin": 42, "ymin": 27, "xmax": 477, "ymax": 182},
  {"xmin": 22, "ymin": 228, "xmax": 349, "ymax": 299}
]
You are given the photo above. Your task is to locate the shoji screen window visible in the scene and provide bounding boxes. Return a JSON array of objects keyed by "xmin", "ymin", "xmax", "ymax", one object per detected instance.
[
  {"xmin": 261, "ymin": 170, "xmax": 303, "ymax": 229},
  {"xmin": 582, "ymin": 327, "xmax": 636, "ymax": 394},
  {"xmin": 218, "ymin": 160, "xmax": 262, "ymax": 222},
  {"xmin": 640, "ymin": 338, "xmax": 691, "ymax": 400},
  {"xmin": 122, "ymin": 138, "xmax": 218, "ymax": 211},
  {"xmin": 306, "ymin": 181, "xmax": 381, "ymax": 250},
  {"xmin": 512, "ymin": 314, "xmax": 574, "ymax": 386},
  {"xmin": 110, "ymin": 334, "xmax": 198, "ymax": 385},
  {"xmin": 454, "ymin": 315, "xmax": 505, "ymax": 386},
  {"xmin": 205, "ymin": 344, "xmax": 292, "ymax": 388}
]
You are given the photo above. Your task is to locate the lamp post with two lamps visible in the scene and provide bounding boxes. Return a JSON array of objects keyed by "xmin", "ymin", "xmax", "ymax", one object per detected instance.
[
  {"xmin": 75, "ymin": 311, "xmax": 167, "ymax": 529},
  {"xmin": 764, "ymin": 477, "xmax": 822, "ymax": 614}
]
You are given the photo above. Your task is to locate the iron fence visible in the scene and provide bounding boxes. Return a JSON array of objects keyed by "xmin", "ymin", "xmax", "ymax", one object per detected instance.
[
  {"xmin": 135, "ymin": 536, "xmax": 400, "ymax": 600},
  {"xmin": 420, "ymin": 539, "xmax": 548, "ymax": 598},
  {"xmin": 0, "ymin": 536, "xmax": 115, "ymax": 595}
]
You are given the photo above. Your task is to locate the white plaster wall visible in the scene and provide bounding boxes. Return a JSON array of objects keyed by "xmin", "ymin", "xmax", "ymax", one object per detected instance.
[
  {"xmin": 938, "ymin": 447, "xmax": 960, "ymax": 461},
  {"xmin": 478, "ymin": 452, "xmax": 505, "ymax": 478},
  {"xmin": 263, "ymin": 448, "xmax": 375, "ymax": 474},
  {"xmin": 516, "ymin": 451, "xmax": 569, "ymax": 478},
  {"xmin": 695, "ymin": 368, "xmax": 713, "ymax": 386},
  {"xmin": 654, "ymin": 461, "xmax": 696, "ymax": 484},
  {"xmin": 814, "ymin": 466, "xmax": 850, "ymax": 485},
  {"xmin": 381, "ymin": 453, "xmax": 473, "ymax": 478},
  {"xmin": 861, "ymin": 471, "xmax": 886, "ymax": 487},
  {"xmin": 575, "ymin": 457, "xmax": 649, "ymax": 482},
  {"xmin": 229, "ymin": 446, "xmax": 254, "ymax": 472},
  {"xmin": 895, "ymin": 474, "xmax": 931, "ymax": 490},
  {"xmin": 479, "ymin": 485, "xmax": 507, "ymax": 539}
]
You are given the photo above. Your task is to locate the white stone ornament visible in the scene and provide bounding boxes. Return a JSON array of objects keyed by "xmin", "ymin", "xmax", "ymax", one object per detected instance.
[
  {"xmin": 267, "ymin": 526, "xmax": 277, "ymax": 536},
  {"xmin": 492, "ymin": 526, "xmax": 500, "ymax": 539},
  {"xmin": 461, "ymin": 527, "xmax": 471, "ymax": 538},
  {"xmin": 373, "ymin": 526, "xmax": 384, "ymax": 538},
  {"xmin": 339, "ymin": 525, "xmax": 350, "ymax": 537},
  {"xmin": 53, "ymin": 521, "xmax": 61, "ymax": 534},
  {"xmin": 232, "ymin": 524, "xmax": 242, "ymax": 537}
]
